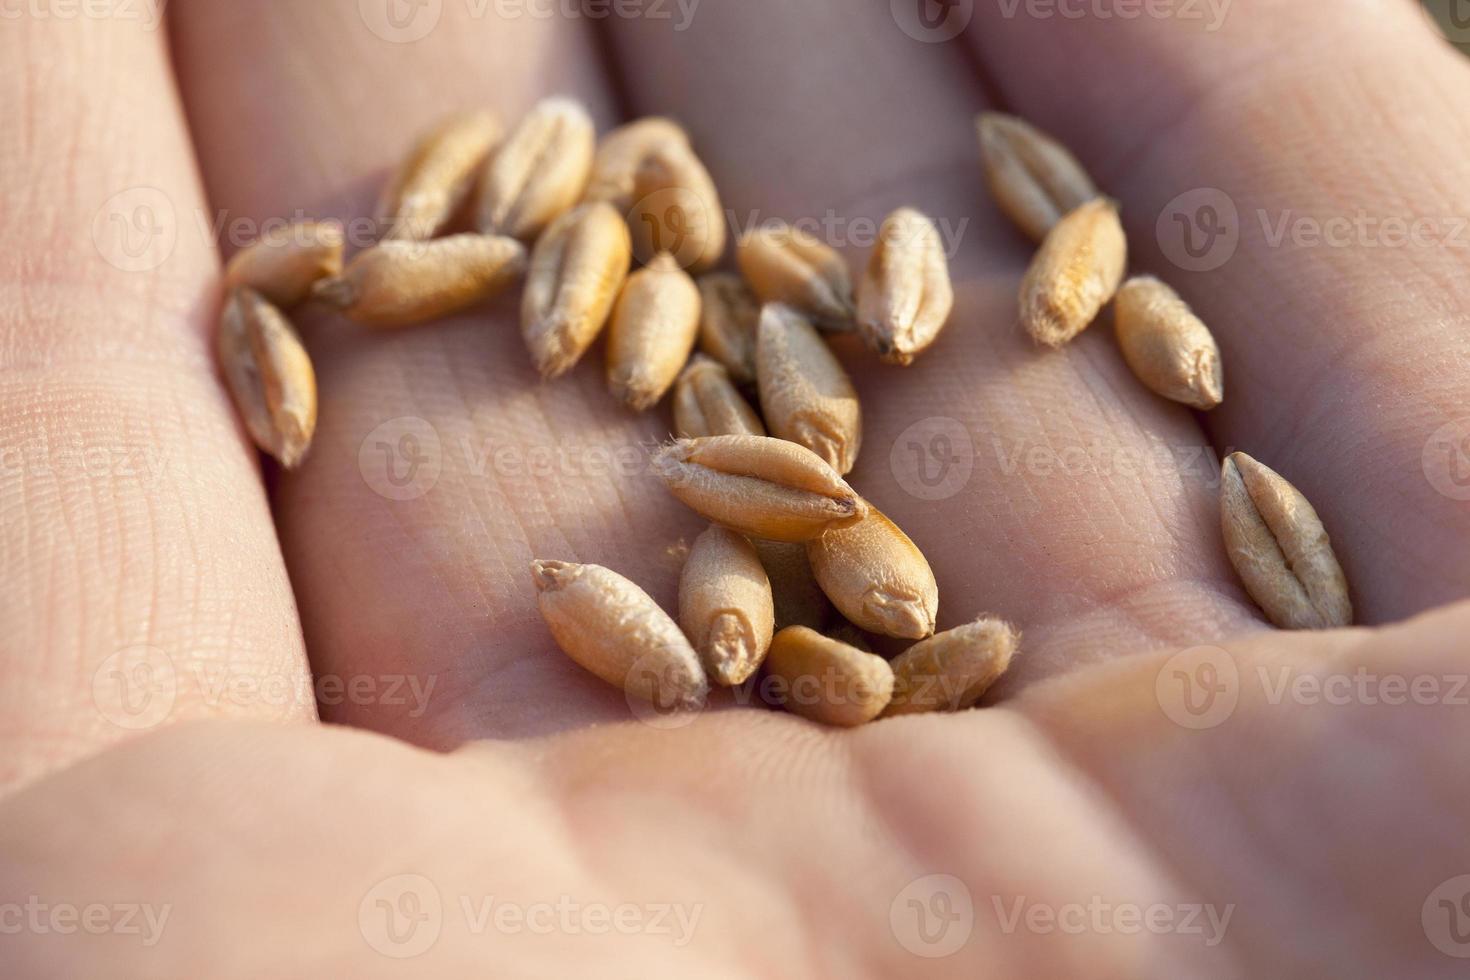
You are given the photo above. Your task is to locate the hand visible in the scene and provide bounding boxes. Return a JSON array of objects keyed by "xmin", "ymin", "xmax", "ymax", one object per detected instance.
[{"xmin": 4, "ymin": 1, "xmax": 1470, "ymax": 976}]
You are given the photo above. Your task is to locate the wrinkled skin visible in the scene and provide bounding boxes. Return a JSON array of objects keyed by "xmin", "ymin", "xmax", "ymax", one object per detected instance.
[{"xmin": 5, "ymin": 1, "xmax": 1470, "ymax": 976}]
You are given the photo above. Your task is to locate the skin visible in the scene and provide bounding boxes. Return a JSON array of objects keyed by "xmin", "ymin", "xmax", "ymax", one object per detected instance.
[{"xmin": 4, "ymin": 0, "xmax": 1470, "ymax": 974}]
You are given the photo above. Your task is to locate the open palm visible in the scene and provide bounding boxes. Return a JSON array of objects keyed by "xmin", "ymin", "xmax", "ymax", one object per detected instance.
[{"xmin": 5, "ymin": 1, "xmax": 1470, "ymax": 976}]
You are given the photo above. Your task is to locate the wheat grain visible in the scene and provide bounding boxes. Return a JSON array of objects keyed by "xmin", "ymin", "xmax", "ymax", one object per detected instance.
[
  {"xmin": 856, "ymin": 207, "xmax": 954, "ymax": 366},
  {"xmin": 217, "ymin": 288, "xmax": 317, "ymax": 470},
  {"xmin": 652, "ymin": 435, "xmax": 864, "ymax": 542},
  {"xmin": 522, "ymin": 202, "xmax": 632, "ymax": 378},
  {"xmin": 756, "ymin": 303, "xmax": 862, "ymax": 475},
  {"xmin": 584, "ymin": 117, "xmax": 690, "ymax": 211},
  {"xmin": 478, "ymin": 97, "xmax": 595, "ymax": 242},
  {"xmin": 883, "ymin": 617, "xmax": 1018, "ymax": 716},
  {"xmin": 1220, "ymin": 452, "xmax": 1352, "ymax": 630},
  {"xmin": 764, "ymin": 626, "xmax": 894, "ymax": 727},
  {"xmin": 807, "ymin": 500, "xmax": 937, "ymax": 640},
  {"xmin": 696, "ymin": 272, "xmax": 761, "ymax": 384},
  {"xmin": 1019, "ymin": 198, "xmax": 1127, "ymax": 347},
  {"xmin": 977, "ymin": 112, "xmax": 1098, "ymax": 242},
  {"xmin": 312, "ymin": 234, "xmax": 525, "ymax": 327},
  {"xmin": 737, "ymin": 221, "xmax": 855, "ymax": 333},
  {"xmin": 753, "ymin": 539, "xmax": 833, "ymax": 631},
  {"xmin": 223, "ymin": 220, "xmax": 344, "ymax": 309},
  {"xmin": 607, "ymin": 253, "xmax": 701, "ymax": 410},
  {"xmin": 1114, "ymin": 275, "xmax": 1223, "ymax": 410},
  {"xmin": 628, "ymin": 142, "xmax": 726, "ymax": 274},
  {"xmin": 673, "ymin": 355, "xmax": 765, "ymax": 438},
  {"xmin": 678, "ymin": 525, "xmax": 774, "ymax": 686},
  {"xmin": 532, "ymin": 559, "xmax": 708, "ymax": 710},
  {"xmin": 378, "ymin": 110, "xmax": 501, "ymax": 242}
]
